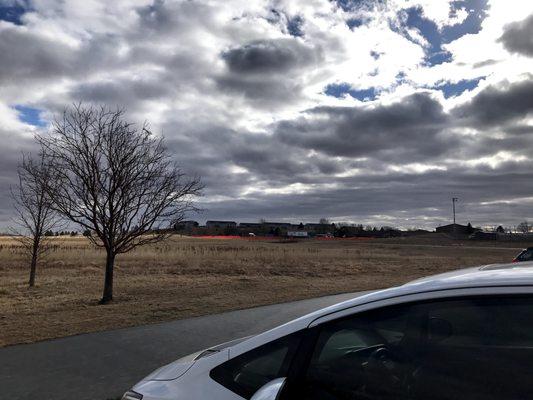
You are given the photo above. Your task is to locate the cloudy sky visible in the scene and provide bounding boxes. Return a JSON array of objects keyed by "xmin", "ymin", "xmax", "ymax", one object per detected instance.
[{"xmin": 1, "ymin": 0, "xmax": 533, "ymax": 229}]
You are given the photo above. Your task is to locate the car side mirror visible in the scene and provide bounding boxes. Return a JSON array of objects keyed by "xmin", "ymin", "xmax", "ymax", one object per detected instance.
[
  {"xmin": 251, "ymin": 377, "xmax": 287, "ymax": 400},
  {"xmin": 428, "ymin": 317, "xmax": 453, "ymax": 343}
]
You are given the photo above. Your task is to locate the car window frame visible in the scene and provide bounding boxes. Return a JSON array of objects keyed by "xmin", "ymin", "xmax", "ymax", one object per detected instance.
[{"xmin": 307, "ymin": 286, "xmax": 533, "ymax": 327}]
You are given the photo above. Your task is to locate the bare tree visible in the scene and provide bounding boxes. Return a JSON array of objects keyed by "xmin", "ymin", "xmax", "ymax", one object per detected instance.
[
  {"xmin": 10, "ymin": 153, "xmax": 60, "ymax": 287},
  {"xmin": 517, "ymin": 221, "xmax": 530, "ymax": 234},
  {"xmin": 38, "ymin": 104, "xmax": 202, "ymax": 304}
]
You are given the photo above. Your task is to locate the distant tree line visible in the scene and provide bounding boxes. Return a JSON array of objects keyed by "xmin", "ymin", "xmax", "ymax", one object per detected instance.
[{"xmin": 42, "ymin": 229, "xmax": 92, "ymax": 237}]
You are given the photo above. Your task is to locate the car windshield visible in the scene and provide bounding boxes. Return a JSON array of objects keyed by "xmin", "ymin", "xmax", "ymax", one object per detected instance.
[{"xmin": 517, "ymin": 249, "xmax": 533, "ymax": 261}]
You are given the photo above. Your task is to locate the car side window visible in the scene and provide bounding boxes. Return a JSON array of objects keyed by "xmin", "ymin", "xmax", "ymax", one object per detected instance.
[
  {"xmin": 519, "ymin": 249, "xmax": 533, "ymax": 261},
  {"xmin": 295, "ymin": 304, "xmax": 413, "ymax": 400},
  {"xmin": 210, "ymin": 332, "xmax": 301, "ymax": 399},
  {"xmin": 289, "ymin": 296, "xmax": 533, "ymax": 400}
]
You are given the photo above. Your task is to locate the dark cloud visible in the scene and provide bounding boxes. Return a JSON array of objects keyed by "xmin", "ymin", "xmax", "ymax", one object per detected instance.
[
  {"xmin": 164, "ymin": 122, "xmax": 331, "ymax": 191},
  {"xmin": 71, "ymin": 76, "xmax": 174, "ymax": 108},
  {"xmin": 499, "ymin": 14, "xmax": 533, "ymax": 57},
  {"xmin": 453, "ymin": 78, "xmax": 533, "ymax": 127},
  {"xmin": 0, "ymin": 127, "xmax": 37, "ymax": 227},
  {"xmin": 216, "ymin": 39, "xmax": 322, "ymax": 106},
  {"xmin": 506, "ymin": 125, "xmax": 533, "ymax": 136},
  {"xmin": 0, "ymin": 24, "xmax": 129, "ymax": 88},
  {"xmin": 198, "ymin": 161, "xmax": 533, "ymax": 228},
  {"xmin": 216, "ymin": 75, "xmax": 304, "ymax": 105},
  {"xmin": 275, "ymin": 92, "xmax": 454, "ymax": 161},
  {"xmin": 472, "ymin": 59, "xmax": 499, "ymax": 68},
  {"xmin": 222, "ymin": 39, "xmax": 321, "ymax": 74},
  {"xmin": 0, "ymin": 25, "xmax": 73, "ymax": 83}
]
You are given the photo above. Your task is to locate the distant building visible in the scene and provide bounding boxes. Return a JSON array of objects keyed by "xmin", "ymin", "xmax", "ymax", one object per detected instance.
[
  {"xmin": 436, "ymin": 223, "xmax": 479, "ymax": 236},
  {"xmin": 287, "ymin": 231, "xmax": 308, "ymax": 238},
  {"xmin": 206, "ymin": 220, "xmax": 237, "ymax": 228}
]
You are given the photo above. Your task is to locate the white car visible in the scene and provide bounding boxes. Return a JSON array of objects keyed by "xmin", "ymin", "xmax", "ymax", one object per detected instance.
[{"xmin": 123, "ymin": 262, "xmax": 533, "ymax": 400}]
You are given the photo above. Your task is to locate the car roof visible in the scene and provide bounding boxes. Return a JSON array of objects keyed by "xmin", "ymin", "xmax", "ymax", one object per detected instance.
[{"xmin": 299, "ymin": 261, "xmax": 533, "ymax": 323}]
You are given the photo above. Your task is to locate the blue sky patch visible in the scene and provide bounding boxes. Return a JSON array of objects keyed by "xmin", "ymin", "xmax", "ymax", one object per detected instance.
[
  {"xmin": 346, "ymin": 17, "xmax": 364, "ymax": 29},
  {"xmin": 397, "ymin": 0, "xmax": 489, "ymax": 67},
  {"xmin": 396, "ymin": 71, "xmax": 407, "ymax": 82},
  {"xmin": 287, "ymin": 15, "xmax": 304, "ymax": 37},
  {"xmin": 325, "ymin": 83, "xmax": 378, "ymax": 101},
  {"xmin": 266, "ymin": 9, "xmax": 305, "ymax": 37},
  {"xmin": 370, "ymin": 50, "xmax": 382, "ymax": 60},
  {"xmin": 426, "ymin": 51, "xmax": 453, "ymax": 65},
  {"xmin": 14, "ymin": 105, "xmax": 47, "ymax": 127},
  {"xmin": 334, "ymin": 0, "xmax": 384, "ymax": 12},
  {"xmin": 441, "ymin": 0, "xmax": 489, "ymax": 43},
  {"xmin": 0, "ymin": 1, "xmax": 28, "ymax": 25},
  {"xmin": 403, "ymin": 6, "xmax": 450, "ymax": 66},
  {"xmin": 434, "ymin": 77, "xmax": 484, "ymax": 98}
]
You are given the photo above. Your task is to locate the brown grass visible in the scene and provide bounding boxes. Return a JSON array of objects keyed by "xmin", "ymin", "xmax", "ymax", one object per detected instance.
[{"xmin": 0, "ymin": 234, "xmax": 525, "ymax": 347}]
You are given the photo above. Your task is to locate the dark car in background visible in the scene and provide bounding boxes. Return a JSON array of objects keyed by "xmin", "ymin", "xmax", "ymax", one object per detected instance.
[{"xmin": 513, "ymin": 247, "xmax": 533, "ymax": 262}]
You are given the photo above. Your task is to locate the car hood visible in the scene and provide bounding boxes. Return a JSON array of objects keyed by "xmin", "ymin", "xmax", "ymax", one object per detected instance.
[
  {"xmin": 142, "ymin": 353, "xmax": 199, "ymax": 381},
  {"xmin": 143, "ymin": 335, "xmax": 252, "ymax": 381}
]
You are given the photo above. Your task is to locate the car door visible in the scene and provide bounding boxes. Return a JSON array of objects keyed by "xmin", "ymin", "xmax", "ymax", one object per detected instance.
[{"xmin": 282, "ymin": 292, "xmax": 533, "ymax": 400}]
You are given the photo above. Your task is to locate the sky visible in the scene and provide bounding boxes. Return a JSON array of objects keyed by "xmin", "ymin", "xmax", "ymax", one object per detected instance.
[{"xmin": 1, "ymin": 0, "xmax": 533, "ymax": 230}]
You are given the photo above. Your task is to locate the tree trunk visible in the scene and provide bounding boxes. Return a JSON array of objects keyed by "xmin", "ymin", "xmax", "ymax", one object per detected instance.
[
  {"xmin": 100, "ymin": 251, "xmax": 115, "ymax": 304},
  {"xmin": 28, "ymin": 237, "xmax": 39, "ymax": 287},
  {"xmin": 28, "ymin": 249, "xmax": 38, "ymax": 287}
]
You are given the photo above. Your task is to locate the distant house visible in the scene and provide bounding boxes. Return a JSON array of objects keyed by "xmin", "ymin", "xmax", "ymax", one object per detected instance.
[
  {"xmin": 470, "ymin": 231, "xmax": 500, "ymax": 241},
  {"xmin": 174, "ymin": 220, "xmax": 199, "ymax": 230},
  {"xmin": 304, "ymin": 223, "xmax": 323, "ymax": 230},
  {"xmin": 263, "ymin": 222, "xmax": 294, "ymax": 229},
  {"xmin": 206, "ymin": 220, "xmax": 237, "ymax": 228},
  {"xmin": 239, "ymin": 222, "xmax": 262, "ymax": 228},
  {"xmin": 404, "ymin": 229, "xmax": 431, "ymax": 237},
  {"xmin": 436, "ymin": 223, "xmax": 479, "ymax": 236}
]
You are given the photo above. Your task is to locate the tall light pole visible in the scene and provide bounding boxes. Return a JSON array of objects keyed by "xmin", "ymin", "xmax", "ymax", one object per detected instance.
[{"xmin": 452, "ymin": 197, "xmax": 458, "ymax": 225}]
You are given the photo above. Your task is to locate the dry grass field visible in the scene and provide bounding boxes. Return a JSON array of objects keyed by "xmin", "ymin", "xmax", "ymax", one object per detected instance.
[{"xmin": 0, "ymin": 234, "xmax": 526, "ymax": 347}]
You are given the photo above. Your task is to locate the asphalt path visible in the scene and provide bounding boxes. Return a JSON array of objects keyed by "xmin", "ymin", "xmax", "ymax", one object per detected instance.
[{"xmin": 0, "ymin": 291, "xmax": 365, "ymax": 400}]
